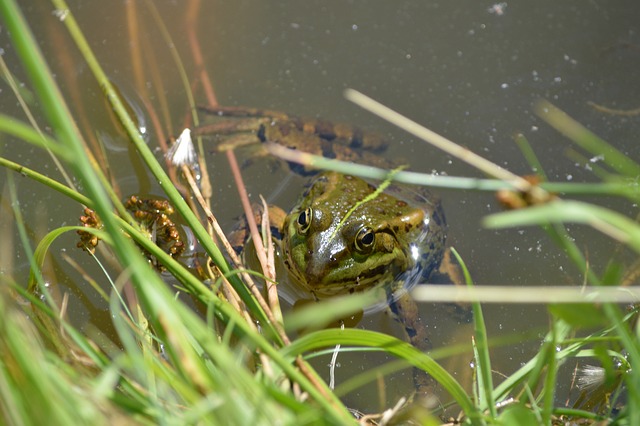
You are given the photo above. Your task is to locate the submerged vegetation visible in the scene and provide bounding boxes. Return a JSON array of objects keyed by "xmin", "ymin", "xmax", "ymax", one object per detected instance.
[{"xmin": 1, "ymin": 1, "xmax": 639, "ymax": 425}]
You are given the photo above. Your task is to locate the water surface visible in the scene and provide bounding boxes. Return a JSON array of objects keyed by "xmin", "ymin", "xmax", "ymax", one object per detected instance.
[{"xmin": 1, "ymin": 0, "xmax": 639, "ymax": 414}]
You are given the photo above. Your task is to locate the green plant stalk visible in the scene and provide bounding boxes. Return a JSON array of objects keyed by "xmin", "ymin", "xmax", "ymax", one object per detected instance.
[
  {"xmin": 48, "ymin": 0, "xmax": 271, "ymax": 334},
  {"xmin": 5, "ymin": 173, "xmax": 38, "ymax": 283},
  {"xmin": 514, "ymin": 133, "xmax": 547, "ymax": 180},
  {"xmin": 267, "ymin": 143, "xmax": 636, "ymax": 197},
  {"xmin": 0, "ymin": 156, "xmax": 130, "ymax": 226},
  {"xmin": 552, "ymin": 407, "xmax": 607, "ymax": 422},
  {"xmin": 451, "ymin": 247, "xmax": 495, "ymax": 416},
  {"xmin": 142, "ymin": 0, "xmax": 216, "ymax": 227},
  {"xmin": 27, "ymin": 226, "xmax": 111, "ymax": 291},
  {"xmin": 0, "ymin": 54, "xmax": 78, "ymax": 192},
  {"xmin": 492, "ymin": 320, "xmax": 573, "ymax": 402},
  {"xmin": 540, "ymin": 319, "xmax": 559, "ymax": 425},
  {"xmin": 602, "ymin": 303, "xmax": 640, "ymax": 424},
  {"xmin": 544, "ymin": 223, "xmax": 602, "ymax": 286},
  {"xmin": 143, "ymin": 0, "xmax": 207, "ymax": 161}
]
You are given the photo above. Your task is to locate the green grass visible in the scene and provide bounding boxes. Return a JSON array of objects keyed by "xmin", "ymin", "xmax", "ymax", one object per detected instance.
[{"xmin": 1, "ymin": 1, "xmax": 639, "ymax": 425}]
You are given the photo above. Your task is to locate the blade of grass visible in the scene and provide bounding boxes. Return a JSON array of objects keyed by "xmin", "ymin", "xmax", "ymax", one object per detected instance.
[
  {"xmin": 536, "ymin": 100, "xmax": 640, "ymax": 177},
  {"xmin": 0, "ymin": 289, "xmax": 110, "ymax": 425},
  {"xmin": 27, "ymin": 226, "xmax": 111, "ymax": 292},
  {"xmin": 282, "ymin": 328, "xmax": 482, "ymax": 424},
  {"xmin": 484, "ymin": 200, "xmax": 640, "ymax": 255},
  {"xmin": 143, "ymin": 0, "xmax": 214, "ymax": 201},
  {"xmin": 0, "ymin": 115, "xmax": 69, "ymax": 160},
  {"xmin": 513, "ymin": 133, "xmax": 548, "ymax": 180}
]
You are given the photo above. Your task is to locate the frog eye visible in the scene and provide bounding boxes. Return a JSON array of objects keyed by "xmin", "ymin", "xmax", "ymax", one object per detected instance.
[
  {"xmin": 354, "ymin": 226, "xmax": 375, "ymax": 253},
  {"xmin": 296, "ymin": 208, "xmax": 312, "ymax": 234}
]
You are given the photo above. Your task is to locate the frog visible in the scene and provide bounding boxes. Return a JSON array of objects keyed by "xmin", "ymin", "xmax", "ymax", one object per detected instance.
[
  {"xmin": 196, "ymin": 106, "xmax": 455, "ymax": 397},
  {"xmin": 281, "ymin": 171, "xmax": 448, "ymax": 399}
]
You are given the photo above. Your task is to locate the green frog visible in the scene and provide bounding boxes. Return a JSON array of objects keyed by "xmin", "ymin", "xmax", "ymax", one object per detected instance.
[{"xmin": 197, "ymin": 106, "xmax": 451, "ymax": 396}]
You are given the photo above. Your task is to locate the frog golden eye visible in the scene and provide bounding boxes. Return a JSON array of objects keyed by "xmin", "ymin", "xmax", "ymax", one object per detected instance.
[
  {"xmin": 354, "ymin": 226, "xmax": 375, "ymax": 253},
  {"xmin": 296, "ymin": 208, "xmax": 312, "ymax": 234}
]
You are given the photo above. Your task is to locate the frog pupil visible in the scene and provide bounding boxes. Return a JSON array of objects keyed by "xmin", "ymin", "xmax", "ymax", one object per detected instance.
[
  {"xmin": 297, "ymin": 208, "xmax": 312, "ymax": 233},
  {"xmin": 361, "ymin": 230, "xmax": 374, "ymax": 245},
  {"xmin": 355, "ymin": 227, "xmax": 374, "ymax": 251}
]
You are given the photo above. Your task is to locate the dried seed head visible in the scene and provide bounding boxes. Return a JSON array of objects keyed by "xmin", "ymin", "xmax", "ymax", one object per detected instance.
[{"xmin": 166, "ymin": 128, "xmax": 197, "ymax": 167}]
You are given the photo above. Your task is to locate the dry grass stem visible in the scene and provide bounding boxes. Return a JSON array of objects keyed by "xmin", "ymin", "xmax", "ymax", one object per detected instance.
[
  {"xmin": 345, "ymin": 89, "xmax": 549, "ymax": 197},
  {"xmin": 260, "ymin": 195, "xmax": 282, "ymax": 324},
  {"xmin": 186, "ymin": 0, "xmax": 218, "ymax": 107},
  {"xmin": 413, "ymin": 284, "xmax": 640, "ymax": 304},
  {"xmin": 225, "ymin": 150, "xmax": 290, "ymax": 340},
  {"xmin": 181, "ymin": 164, "xmax": 250, "ymax": 314},
  {"xmin": 125, "ymin": 0, "xmax": 145, "ymax": 94}
]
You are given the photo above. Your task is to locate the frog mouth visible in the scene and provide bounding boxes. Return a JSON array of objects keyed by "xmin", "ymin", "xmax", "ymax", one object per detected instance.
[
  {"xmin": 305, "ymin": 265, "xmax": 397, "ymax": 297},
  {"xmin": 282, "ymin": 238, "xmax": 406, "ymax": 297}
]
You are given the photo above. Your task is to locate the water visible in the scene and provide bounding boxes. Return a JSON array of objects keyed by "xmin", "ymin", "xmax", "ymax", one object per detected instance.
[{"xmin": 1, "ymin": 0, "xmax": 639, "ymax": 414}]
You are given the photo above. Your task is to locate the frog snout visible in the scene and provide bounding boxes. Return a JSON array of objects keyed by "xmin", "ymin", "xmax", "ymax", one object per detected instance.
[{"xmin": 304, "ymin": 256, "xmax": 337, "ymax": 285}]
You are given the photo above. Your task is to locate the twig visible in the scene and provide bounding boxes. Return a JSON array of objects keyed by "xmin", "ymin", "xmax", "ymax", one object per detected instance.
[{"xmin": 186, "ymin": 0, "xmax": 218, "ymax": 107}]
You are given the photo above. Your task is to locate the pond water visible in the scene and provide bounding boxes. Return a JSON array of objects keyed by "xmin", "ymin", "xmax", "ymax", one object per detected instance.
[{"xmin": 1, "ymin": 0, "xmax": 639, "ymax": 415}]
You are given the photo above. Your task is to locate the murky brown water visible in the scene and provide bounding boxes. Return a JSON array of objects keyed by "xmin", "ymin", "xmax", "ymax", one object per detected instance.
[{"xmin": 1, "ymin": 0, "xmax": 639, "ymax": 414}]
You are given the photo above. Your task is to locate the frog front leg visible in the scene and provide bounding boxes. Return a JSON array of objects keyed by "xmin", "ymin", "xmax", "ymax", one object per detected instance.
[
  {"xmin": 389, "ymin": 249, "xmax": 471, "ymax": 400},
  {"xmin": 388, "ymin": 291, "xmax": 438, "ymax": 398}
]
